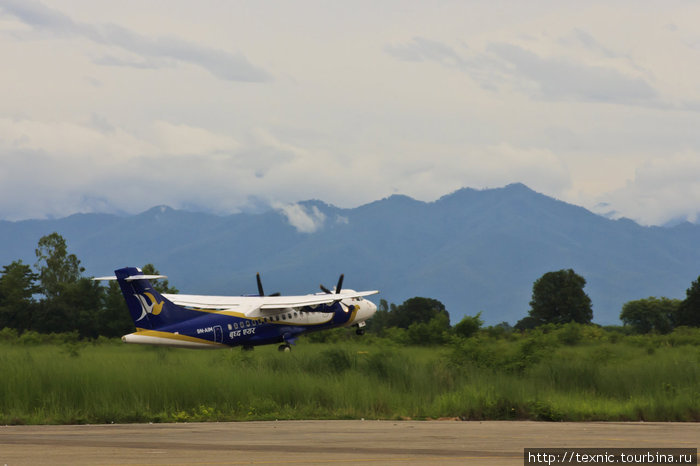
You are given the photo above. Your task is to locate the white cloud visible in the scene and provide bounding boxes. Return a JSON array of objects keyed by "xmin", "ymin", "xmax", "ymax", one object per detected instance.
[
  {"xmin": 0, "ymin": 117, "xmax": 155, "ymax": 159},
  {"xmin": 151, "ymin": 121, "xmax": 240, "ymax": 156},
  {"xmin": 0, "ymin": 0, "xmax": 269, "ymax": 82},
  {"xmin": 0, "ymin": 117, "xmax": 242, "ymax": 160},
  {"xmin": 485, "ymin": 42, "xmax": 659, "ymax": 105},
  {"xmin": 597, "ymin": 150, "xmax": 700, "ymax": 225},
  {"xmin": 386, "ymin": 35, "xmax": 660, "ymax": 107},
  {"xmin": 275, "ymin": 203, "xmax": 326, "ymax": 233},
  {"xmin": 1, "ymin": 1, "xmax": 700, "ymax": 225}
]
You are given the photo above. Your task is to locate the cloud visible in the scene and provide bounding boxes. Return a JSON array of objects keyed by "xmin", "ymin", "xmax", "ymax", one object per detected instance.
[
  {"xmin": 0, "ymin": 117, "xmax": 255, "ymax": 219},
  {"xmin": 480, "ymin": 143, "xmax": 570, "ymax": 191},
  {"xmin": 275, "ymin": 203, "xmax": 326, "ymax": 233},
  {"xmin": 596, "ymin": 150, "xmax": 700, "ymax": 225},
  {"xmin": 152, "ymin": 121, "xmax": 241, "ymax": 156},
  {"xmin": 485, "ymin": 42, "xmax": 659, "ymax": 105},
  {"xmin": 0, "ymin": 0, "xmax": 270, "ymax": 82},
  {"xmin": 0, "ymin": 116, "xmax": 334, "ymax": 221},
  {"xmin": 2, "ymin": 2, "xmax": 700, "ymax": 227},
  {"xmin": 385, "ymin": 37, "xmax": 467, "ymax": 67},
  {"xmin": 386, "ymin": 35, "xmax": 659, "ymax": 106},
  {"xmin": 0, "ymin": 117, "xmax": 154, "ymax": 159},
  {"xmin": 0, "ymin": 117, "xmax": 243, "ymax": 160}
]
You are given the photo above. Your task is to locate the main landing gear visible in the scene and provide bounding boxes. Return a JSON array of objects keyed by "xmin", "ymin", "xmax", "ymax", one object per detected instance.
[{"xmin": 278, "ymin": 343, "xmax": 292, "ymax": 352}]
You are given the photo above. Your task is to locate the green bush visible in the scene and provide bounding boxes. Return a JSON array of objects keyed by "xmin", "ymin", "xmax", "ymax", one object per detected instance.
[
  {"xmin": 0, "ymin": 327, "xmax": 18, "ymax": 341},
  {"xmin": 453, "ymin": 312, "xmax": 483, "ymax": 339}
]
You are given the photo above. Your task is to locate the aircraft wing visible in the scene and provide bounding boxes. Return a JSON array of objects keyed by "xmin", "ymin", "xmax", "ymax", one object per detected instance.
[
  {"xmin": 163, "ymin": 290, "xmax": 378, "ymax": 317},
  {"xmin": 258, "ymin": 290, "xmax": 379, "ymax": 311},
  {"xmin": 163, "ymin": 293, "xmax": 255, "ymax": 315}
]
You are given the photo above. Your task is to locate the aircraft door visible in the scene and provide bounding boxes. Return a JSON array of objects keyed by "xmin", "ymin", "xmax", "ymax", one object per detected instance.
[{"xmin": 214, "ymin": 325, "xmax": 223, "ymax": 343}]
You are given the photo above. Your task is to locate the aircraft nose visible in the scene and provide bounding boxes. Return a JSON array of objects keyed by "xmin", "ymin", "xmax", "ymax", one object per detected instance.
[
  {"xmin": 355, "ymin": 299, "xmax": 376, "ymax": 321},
  {"xmin": 367, "ymin": 300, "xmax": 377, "ymax": 316}
]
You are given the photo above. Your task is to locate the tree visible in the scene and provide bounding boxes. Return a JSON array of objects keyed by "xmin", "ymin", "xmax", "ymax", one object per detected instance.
[
  {"xmin": 387, "ymin": 297, "xmax": 450, "ymax": 329},
  {"xmin": 620, "ymin": 297, "xmax": 679, "ymax": 334},
  {"xmin": 32, "ymin": 278, "xmax": 103, "ymax": 337},
  {"xmin": 96, "ymin": 281, "xmax": 136, "ymax": 337},
  {"xmin": 141, "ymin": 263, "xmax": 178, "ymax": 294},
  {"xmin": 406, "ymin": 312, "xmax": 451, "ymax": 345},
  {"xmin": 0, "ymin": 260, "xmax": 40, "ymax": 330},
  {"xmin": 30, "ymin": 233, "xmax": 108, "ymax": 337},
  {"xmin": 34, "ymin": 232, "xmax": 84, "ymax": 299},
  {"xmin": 676, "ymin": 276, "xmax": 700, "ymax": 327},
  {"xmin": 528, "ymin": 269, "xmax": 592, "ymax": 325},
  {"xmin": 514, "ymin": 316, "xmax": 540, "ymax": 331},
  {"xmin": 453, "ymin": 312, "xmax": 483, "ymax": 338},
  {"xmin": 365, "ymin": 298, "xmax": 390, "ymax": 334}
]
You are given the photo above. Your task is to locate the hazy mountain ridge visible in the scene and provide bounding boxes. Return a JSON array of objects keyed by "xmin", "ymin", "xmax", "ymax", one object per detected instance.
[{"xmin": 2, "ymin": 183, "xmax": 699, "ymax": 325}]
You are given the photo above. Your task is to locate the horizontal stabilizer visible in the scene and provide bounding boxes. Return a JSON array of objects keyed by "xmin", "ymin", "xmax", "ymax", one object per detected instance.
[{"xmin": 93, "ymin": 274, "xmax": 168, "ymax": 281}]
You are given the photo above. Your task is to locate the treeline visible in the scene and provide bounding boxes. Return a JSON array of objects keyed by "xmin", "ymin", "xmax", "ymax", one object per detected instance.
[
  {"xmin": 359, "ymin": 268, "xmax": 700, "ymax": 343},
  {"xmin": 509, "ymin": 268, "xmax": 700, "ymax": 333},
  {"xmin": 353, "ymin": 297, "xmax": 484, "ymax": 345},
  {"xmin": 0, "ymin": 233, "xmax": 175, "ymax": 338},
  {"xmin": 1, "ymin": 233, "xmax": 700, "ymax": 341}
]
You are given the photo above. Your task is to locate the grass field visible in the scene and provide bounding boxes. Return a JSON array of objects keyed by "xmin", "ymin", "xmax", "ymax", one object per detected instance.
[{"xmin": 1, "ymin": 325, "xmax": 699, "ymax": 424}]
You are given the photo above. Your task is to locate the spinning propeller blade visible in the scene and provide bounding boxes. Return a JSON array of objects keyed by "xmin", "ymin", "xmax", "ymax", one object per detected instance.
[
  {"xmin": 320, "ymin": 274, "xmax": 344, "ymax": 294},
  {"xmin": 256, "ymin": 272, "xmax": 280, "ymax": 297}
]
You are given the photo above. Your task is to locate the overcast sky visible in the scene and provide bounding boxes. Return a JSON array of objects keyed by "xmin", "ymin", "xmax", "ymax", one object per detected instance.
[{"xmin": 1, "ymin": 1, "xmax": 700, "ymax": 225}]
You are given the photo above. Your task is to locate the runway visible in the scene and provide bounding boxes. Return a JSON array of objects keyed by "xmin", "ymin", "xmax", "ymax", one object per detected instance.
[{"xmin": 1, "ymin": 420, "xmax": 698, "ymax": 465}]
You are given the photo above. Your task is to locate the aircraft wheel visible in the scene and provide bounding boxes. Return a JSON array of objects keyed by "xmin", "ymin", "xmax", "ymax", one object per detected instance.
[
  {"xmin": 278, "ymin": 344, "xmax": 291, "ymax": 352},
  {"xmin": 356, "ymin": 328, "xmax": 365, "ymax": 336},
  {"xmin": 242, "ymin": 345, "xmax": 254, "ymax": 351}
]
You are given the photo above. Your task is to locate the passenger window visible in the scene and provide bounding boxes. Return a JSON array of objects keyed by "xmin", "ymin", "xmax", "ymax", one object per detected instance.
[
  {"xmin": 246, "ymin": 321, "xmax": 250, "ymax": 327},
  {"xmin": 234, "ymin": 323, "xmax": 238, "ymax": 330},
  {"xmin": 281, "ymin": 314, "xmax": 286, "ymax": 320}
]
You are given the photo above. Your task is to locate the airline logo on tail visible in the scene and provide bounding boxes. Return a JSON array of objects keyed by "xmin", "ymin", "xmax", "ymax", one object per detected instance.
[{"xmin": 134, "ymin": 292, "xmax": 164, "ymax": 321}]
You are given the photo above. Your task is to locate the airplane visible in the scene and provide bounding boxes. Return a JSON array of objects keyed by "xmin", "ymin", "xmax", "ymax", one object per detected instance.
[{"xmin": 96, "ymin": 267, "xmax": 378, "ymax": 351}]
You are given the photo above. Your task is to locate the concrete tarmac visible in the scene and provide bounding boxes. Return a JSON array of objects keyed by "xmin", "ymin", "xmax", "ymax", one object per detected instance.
[{"xmin": 1, "ymin": 420, "xmax": 698, "ymax": 465}]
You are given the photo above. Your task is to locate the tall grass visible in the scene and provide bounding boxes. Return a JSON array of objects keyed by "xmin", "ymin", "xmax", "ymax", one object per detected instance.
[{"xmin": 1, "ymin": 326, "xmax": 699, "ymax": 424}]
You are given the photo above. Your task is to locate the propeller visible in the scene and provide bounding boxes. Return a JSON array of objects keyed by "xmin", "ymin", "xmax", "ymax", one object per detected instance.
[
  {"xmin": 320, "ymin": 274, "xmax": 350, "ymax": 312},
  {"xmin": 320, "ymin": 274, "xmax": 344, "ymax": 295},
  {"xmin": 256, "ymin": 272, "xmax": 280, "ymax": 297}
]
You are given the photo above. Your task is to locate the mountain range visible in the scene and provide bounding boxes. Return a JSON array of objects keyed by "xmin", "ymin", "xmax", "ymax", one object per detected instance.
[{"xmin": 1, "ymin": 183, "xmax": 699, "ymax": 325}]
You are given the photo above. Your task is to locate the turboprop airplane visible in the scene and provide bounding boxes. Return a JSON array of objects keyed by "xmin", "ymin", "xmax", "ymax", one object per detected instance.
[{"xmin": 96, "ymin": 267, "xmax": 378, "ymax": 351}]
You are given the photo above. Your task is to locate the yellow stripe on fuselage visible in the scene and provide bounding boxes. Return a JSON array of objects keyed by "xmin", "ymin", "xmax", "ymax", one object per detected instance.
[{"xmin": 132, "ymin": 329, "xmax": 225, "ymax": 346}]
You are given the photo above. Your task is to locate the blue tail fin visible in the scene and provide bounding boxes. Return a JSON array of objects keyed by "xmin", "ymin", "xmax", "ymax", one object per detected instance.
[{"xmin": 115, "ymin": 267, "xmax": 196, "ymax": 330}]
